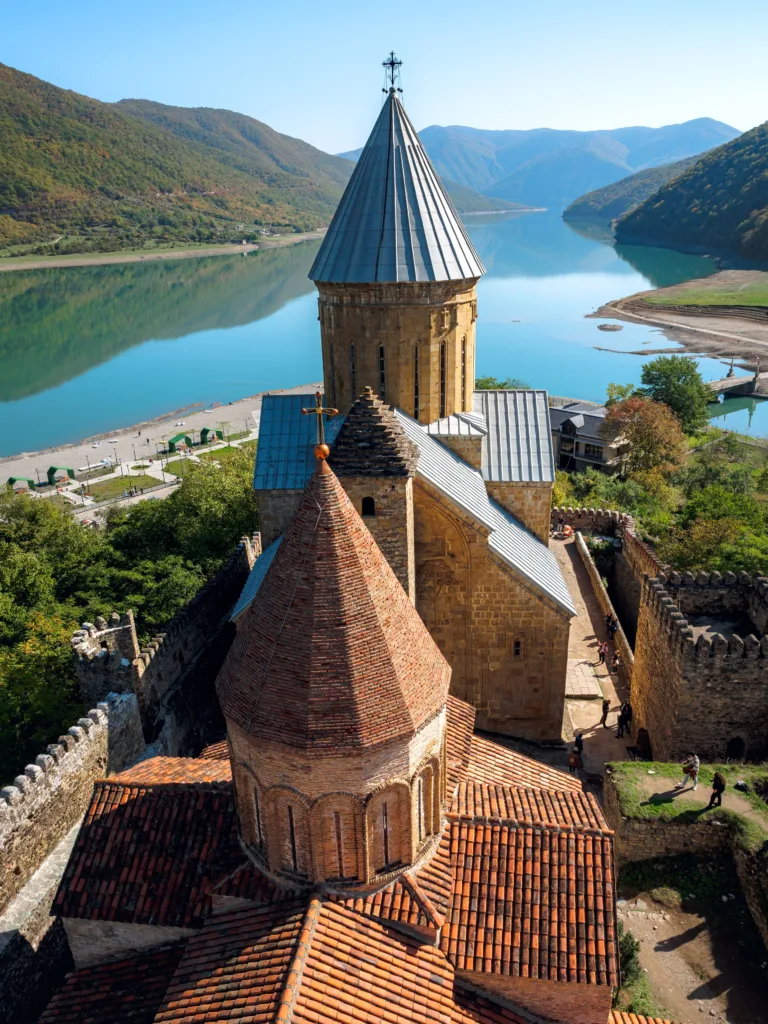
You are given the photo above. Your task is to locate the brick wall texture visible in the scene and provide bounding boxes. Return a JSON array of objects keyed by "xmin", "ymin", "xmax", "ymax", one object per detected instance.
[
  {"xmin": 460, "ymin": 973, "xmax": 612, "ymax": 1024},
  {"xmin": 317, "ymin": 280, "xmax": 478, "ymax": 422}
]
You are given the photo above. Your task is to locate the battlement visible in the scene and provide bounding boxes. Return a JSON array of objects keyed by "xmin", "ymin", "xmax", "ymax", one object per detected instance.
[
  {"xmin": 551, "ymin": 506, "xmax": 633, "ymax": 535},
  {"xmin": 72, "ymin": 535, "xmax": 259, "ymax": 712},
  {"xmin": 0, "ymin": 692, "xmax": 144, "ymax": 913}
]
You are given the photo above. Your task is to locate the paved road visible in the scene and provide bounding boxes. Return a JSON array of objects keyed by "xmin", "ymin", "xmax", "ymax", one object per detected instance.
[{"xmin": 2, "ymin": 383, "xmax": 321, "ymax": 488}]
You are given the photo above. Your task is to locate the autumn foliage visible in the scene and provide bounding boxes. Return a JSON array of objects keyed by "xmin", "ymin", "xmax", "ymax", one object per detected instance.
[{"xmin": 601, "ymin": 397, "xmax": 687, "ymax": 475}]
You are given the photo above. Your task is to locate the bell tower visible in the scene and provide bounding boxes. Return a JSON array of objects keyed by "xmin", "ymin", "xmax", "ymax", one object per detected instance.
[{"xmin": 309, "ymin": 55, "xmax": 484, "ymax": 424}]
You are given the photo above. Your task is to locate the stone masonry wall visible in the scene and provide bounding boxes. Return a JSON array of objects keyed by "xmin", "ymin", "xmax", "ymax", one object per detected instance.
[
  {"xmin": 317, "ymin": 280, "xmax": 479, "ymax": 422},
  {"xmin": 257, "ymin": 488, "xmax": 303, "ymax": 548},
  {"xmin": 487, "ymin": 481, "xmax": 552, "ymax": 546},
  {"xmin": 72, "ymin": 536, "xmax": 257, "ymax": 719},
  {"xmin": 417, "ymin": 480, "xmax": 570, "ymax": 742},
  {"xmin": 439, "ymin": 435, "xmax": 483, "ymax": 472},
  {"xmin": 574, "ymin": 533, "xmax": 634, "ymax": 687},
  {"xmin": 631, "ymin": 573, "xmax": 768, "ymax": 762}
]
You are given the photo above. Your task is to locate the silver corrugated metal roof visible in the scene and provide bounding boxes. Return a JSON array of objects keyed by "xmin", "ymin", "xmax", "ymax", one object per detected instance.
[
  {"xmin": 394, "ymin": 410, "xmax": 575, "ymax": 616},
  {"xmin": 426, "ymin": 411, "xmax": 488, "ymax": 437},
  {"xmin": 309, "ymin": 91, "xmax": 484, "ymax": 284},
  {"xmin": 230, "ymin": 537, "xmax": 282, "ymax": 621},
  {"xmin": 472, "ymin": 390, "xmax": 555, "ymax": 484},
  {"xmin": 253, "ymin": 394, "xmax": 345, "ymax": 491}
]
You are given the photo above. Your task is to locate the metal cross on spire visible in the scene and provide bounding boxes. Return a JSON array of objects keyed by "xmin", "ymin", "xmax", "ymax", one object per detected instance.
[
  {"xmin": 302, "ymin": 391, "xmax": 338, "ymax": 456},
  {"xmin": 382, "ymin": 51, "xmax": 403, "ymax": 91}
]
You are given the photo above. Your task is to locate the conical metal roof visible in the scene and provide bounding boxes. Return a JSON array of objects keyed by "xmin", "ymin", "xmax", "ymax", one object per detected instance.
[{"xmin": 310, "ymin": 90, "xmax": 485, "ymax": 284}]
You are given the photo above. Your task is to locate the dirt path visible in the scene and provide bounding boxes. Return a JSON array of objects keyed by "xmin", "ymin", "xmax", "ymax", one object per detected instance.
[
  {"xmin": 0, "ymin": 231, "xmax": 323, "ymax": 273},
  {"xmin": 551, "ymin": 537, "xmax": 631, "ymax": 774},
  {"xmin": 635, "ymin": 772, "xmax": 765, "ymax": 827}
]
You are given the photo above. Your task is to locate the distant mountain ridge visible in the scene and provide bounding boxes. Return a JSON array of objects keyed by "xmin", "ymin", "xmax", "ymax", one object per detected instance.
[
  {"xmin": 615, "ymin": 121, "xmax": 768, "ymax": 261},
  {"xmin": 562, "ymin": 156, "xmax": 702, "ymax": 223},
  {"xmin": 341, "ymin": 118, "xmax": 740, "ymax": 211}
]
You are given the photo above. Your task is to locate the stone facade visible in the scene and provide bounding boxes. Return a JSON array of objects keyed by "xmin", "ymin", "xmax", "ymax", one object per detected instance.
[
  {"xmin": 438, "ymin": 434, "xmax": 483, "ymax": 471},
  {"xmin": 631, "ymin": 572, "xmax": 768, "ymax": 762},
  {"xmin": 487, "ymin": 480, "xmax": 552, "ymax": 545},
  {"xmin": 257, "ymin": 489, "xmax": 303, "ymax": 548},
  {"xmin": 416, "ymin": 481, "xmax": 569, "ymax": 741},
  {"xmin": 317, "ymin": 280, "xmax": 479, "ymax": 422}
]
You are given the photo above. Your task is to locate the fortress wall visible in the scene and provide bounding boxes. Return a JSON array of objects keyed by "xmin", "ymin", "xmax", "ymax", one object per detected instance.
[{"xmin": 574, "ymin": 532, "xmax": 633, "ymax": 686}]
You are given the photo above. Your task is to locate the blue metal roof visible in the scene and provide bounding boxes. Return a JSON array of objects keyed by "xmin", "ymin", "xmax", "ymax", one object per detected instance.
[
  {"xmin": 230, "ymin": 537, "xmax": 282, "ymax": 622},
  {"xmin": 309, "ymin": 91, "xmax": 484, "ymax": 284},
  {"xmin": 253, "ymin": 394, "xmax": 345, "ymax": 491}
]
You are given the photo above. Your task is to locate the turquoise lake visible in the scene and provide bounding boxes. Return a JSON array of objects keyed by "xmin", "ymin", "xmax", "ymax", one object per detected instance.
[{"xmin": 0, "ymin": 211, "xmax": 765, "ymax": 458}]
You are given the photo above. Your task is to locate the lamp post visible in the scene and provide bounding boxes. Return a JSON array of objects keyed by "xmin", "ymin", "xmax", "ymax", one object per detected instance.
[
  {"xmin": 132, "ymin": 443, "xmax": 137, "ymax": 462},
  {"xmin": 35, "ymin": 468, "xmax": 41, "ymax": 487}
]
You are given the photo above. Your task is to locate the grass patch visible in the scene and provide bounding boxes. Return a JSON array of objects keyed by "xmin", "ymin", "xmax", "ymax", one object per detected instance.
[
  {"xmin": 131, "ymin": 462, "xmax": 150, "ymax": 470},
  {"xmin": 613, "ymin": 969, "xmax": 667, "ymax": 1020},
  {"xmin": 642, "ymin": 279, "xmax": 768, "ymax": 307},
  {"xmin": 161, "ymin": 459, "xmax": 195, "ymax": 477},
  {"xmin": 85, "ymin": 474, "xmax": 159, "ymax": 501},
  {"xmin": 608, "ymin": 761, "xmax": 768, "ymax": 851}
]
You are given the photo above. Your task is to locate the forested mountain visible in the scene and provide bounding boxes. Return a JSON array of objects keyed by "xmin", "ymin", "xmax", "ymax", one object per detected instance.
[
  {"xmin": 0, "ymin": 63, "xmax": 354, "ymax": 251},
  {"xmin": 562, "ymin": 156, "xmax": 701, "ymax": 222},
  {"xmin": 615, "ymin": 121, "xmax": 768, "ymax": 260},
  {"xmin": 342, "ymin": 118, "xmax": 739, "ymax": 211}
]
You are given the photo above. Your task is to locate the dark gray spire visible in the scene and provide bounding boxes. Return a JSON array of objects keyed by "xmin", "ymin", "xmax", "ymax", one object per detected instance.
[{"xmin": 310, "ymin": 91, "xmax": 485, "ymax": 284}]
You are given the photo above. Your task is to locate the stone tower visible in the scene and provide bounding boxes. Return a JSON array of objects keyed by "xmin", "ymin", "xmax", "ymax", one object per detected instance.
[
  {"xmin": 309, "ymin": 88, "xmax": 485, "ymax": 424},
  {"xmin": 328, "ymin": 387, "xmax": 419, "ymax": 601},
  {"xmin": 216, "ymin": 452, "xmax": 451, "ymax": 888}
]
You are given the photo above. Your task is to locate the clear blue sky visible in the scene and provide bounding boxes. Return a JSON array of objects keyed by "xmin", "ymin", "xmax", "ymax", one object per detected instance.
[{"xmin": 3, "ymin": 0, "xmax": 766, "ymax": 153}]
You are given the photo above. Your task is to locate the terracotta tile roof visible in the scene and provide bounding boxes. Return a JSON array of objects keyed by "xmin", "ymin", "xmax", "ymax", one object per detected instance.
[
  {"xmin": 451, "ymin": 780, "xmax": 606, "ymax": 831},
  {"xmin": 153, "ymin": 902, "xmax": 308, "ymax": 1024},
  {"xmin": 197, "ymin": 739, "xmax": 229, "ymax": 760},
  {"xmin": 114, "ymin": 757, "xmax": 232, "ymax": 784},
  {"xmin": 38, "ymin": 945, "xmax": 185, "ymax": 1024},
  {"xmin": 609, "ymin": 1015, "xmax": 677, "ymax": 1024},
  {"xmin": 331, "ymin": 871, "xmax": 444, "ymax": 938},
  {"xmin": 442, "ymin": 819, "xmax": 618, "ymax": 986},
  {"xmin": 217, "ymin": 459, "xmax": 451, "ymax": 751},
  {"xmin": 209, "ymin": 859, "xmax": 299, "ymax": 907},
  {"xmin": 469, "ymin": 733, "xmax": 583, "ymax": 793},
  {"xmin": 53, "ymin": 777, "xmax": 238, "ymax": 928},
  {"xmin": 412, "ymin": 827, "xmax": 454, "ymax": 919},
  {"xmin": 328, "ymin": 388, "xmax": 419, "ymax": 476},
  {"xmin": 447, "ymin": 695, "xmax": 475, "ymax": 792},
  {"xmin": 290, "ymin": 901, "xmax": 461, "ymax": 1024},
  {"xmin": 452, "ymin": 986, "xmax": 531, "ymax": 1024}
]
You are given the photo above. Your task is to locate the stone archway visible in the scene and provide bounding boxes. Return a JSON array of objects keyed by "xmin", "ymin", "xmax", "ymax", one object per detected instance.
[{"xmin": 726, "ymin": 736, "xmax": 746, "ymax": 761}]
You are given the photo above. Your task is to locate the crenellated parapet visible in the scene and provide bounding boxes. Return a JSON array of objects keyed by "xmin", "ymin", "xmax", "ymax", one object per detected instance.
[
  {"xmin": 71, "ymin": 535, "xmax": 259, "ymax": 714},
  {"xmin": 551, "ymin": 506, "xmax": 633, "ymax": 535}
]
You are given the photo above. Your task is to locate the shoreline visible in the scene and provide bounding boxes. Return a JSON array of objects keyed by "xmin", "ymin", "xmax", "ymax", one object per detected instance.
[{"xmin": 0, "ymin": 231, "xmax": 324, "ymax": 274}]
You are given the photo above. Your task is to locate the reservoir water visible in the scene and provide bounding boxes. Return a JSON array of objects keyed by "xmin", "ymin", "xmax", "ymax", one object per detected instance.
[{"xmin": 1, "ymin": 211, "xmax": 766, "ymax": 458}]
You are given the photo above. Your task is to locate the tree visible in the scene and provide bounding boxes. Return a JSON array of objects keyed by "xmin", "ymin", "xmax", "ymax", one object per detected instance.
[
  {"xmin": 601, "ymin": 397, "xmax": 687, "ymax": 475},
  {"xmin": 679, "ymin": 485, "xmax": 763, "ymax": 529},
  {"xmin": 605, "ymin": 382, "xmax": 636, "ymax": 407},
  {"xmin": 475, "ymin": 376, "xmax": 531, "ymax": 390},
  {"xmin": 639, "ymin": 355, "xmax": 712, "ymax": 433}
]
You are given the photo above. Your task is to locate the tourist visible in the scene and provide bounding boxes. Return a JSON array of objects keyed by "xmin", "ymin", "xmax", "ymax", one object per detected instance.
[
  {"xmin": 600, "ymin": 698, "xmax": 610, "ymax": 728},
  {"xmin": 568, "ymin": 747, "xmax": 581, "ymax": 775},
  {"xmin": 597, "ymin": 641, "xmax": 607, "ymax": 665},
  {"xmin": 610, "ymin": 652, "xmax": 620, "ymax": 674},
  {"xmin": 605, "ymin": 613, "xmax": 612, "ymax": 630},
  {"xmin": 707, "ymin": 771, "xmax": 726, "ymax": 809},
  {"xmin": 575, "ymin": 733, "xmax": 584, "ymax": 756},
  {"xmin": 675, "ymin": 752, "xmax": 700, "ymax": 791},
  {"xmin": 608, "ymin": 616, "xmax": 619, "ymax": 638},
  {"xmin": 616, "ymin": 702, "xmax": 632, "ymax": 739}
]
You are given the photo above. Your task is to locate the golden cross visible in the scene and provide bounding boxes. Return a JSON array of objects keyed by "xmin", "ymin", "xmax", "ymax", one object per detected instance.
[{"xmin": 301, "ymin": 391, "xmax": 338, "ymax": 446}]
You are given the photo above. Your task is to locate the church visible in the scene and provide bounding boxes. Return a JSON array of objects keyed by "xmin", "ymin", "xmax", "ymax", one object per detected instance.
[
  {"xmin": 251, "ymin": 78, "xmax": 575, "ymax": 743},
  {"xmin": 35, "ymin": 74, "xmax": 620, "ymax": 1024}
]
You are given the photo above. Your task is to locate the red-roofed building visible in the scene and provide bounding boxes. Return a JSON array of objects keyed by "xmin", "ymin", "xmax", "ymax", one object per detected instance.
[{"xmin": 44, "ymin": 454, "xmax": 618, "ymax": 1024}]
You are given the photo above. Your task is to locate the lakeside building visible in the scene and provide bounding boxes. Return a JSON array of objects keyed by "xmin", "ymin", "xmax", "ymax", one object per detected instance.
[{"xmin": 549, "ymin": 400, "xmax": 622, "ymax": 474}]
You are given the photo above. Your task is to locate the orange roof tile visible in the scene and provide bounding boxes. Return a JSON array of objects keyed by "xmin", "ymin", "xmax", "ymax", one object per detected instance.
[
  {"xmin": 153, "ymin": 902, "xmax": 308, "ymax": 1024},
  {"xmin": 114, "ymin": 756, "xmax": 231, "ymax": 784},
  {"xmin": 609, "ymin": 1014, "xmax": 677, "ymax": 1024},
  {"xmin": 330, "ymin": 871, "xmax": 444, "ymax": 938},
  {"xmin": 469, "ymin": 734, "xmax": 583, "ymax": 792},
  {"xmin": 451, "ymin": 779, "xmax": 606, "ymax": 831},
  {"xmin": 442, "ymin": 819, "xmax": 618, "ymax": 986},
  {"xmin": 38, "ymin": 945, "xmax": 185, "ymax": 1024},
  {"xmin": 53, "ymin": 776, "xmax": 238, "ymax": 928},
  {"xmin": 217, "ymin": 459, "xmax": 451, "ymax": 751},
  {"xmin": 452, "ymin": 986, "xmax": 531, "ymax": 1024},
  {"xmin": 209, "ymin": 859, "xmax": 300, "ymax": 907},
  {"xmin": 197, "ymin": 739, "xmax": 229, "ymax": 760},
  {"xmin": 412, "ymin": 826, "xmax": 454, "ymax": 919}
]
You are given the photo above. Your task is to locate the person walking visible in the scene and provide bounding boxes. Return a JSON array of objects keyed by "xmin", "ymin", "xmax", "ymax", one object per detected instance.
[
  {"xmin": 707, "ymin": 771, "xmax": 726, "ymax": 809},
  {"xmin": 623, "ymin": 701, "xmax": 633, "ymax": 733},
  {"xmin": 675, "ymin": 752, "xmax": 700, "ymax": 791},
  {"xmin": 568, "ymin": 747, "xmax": 581, "ymax": 775},
  {"xmin": 600, "ymin": 698, "xmax": 610, "ymax": 728},
  {"xmin": 616, "ymin": 702, "xmax": 630, "ymax": 739},
  {"xmin": 610, "ymin": 652, "xmax": 620, "ymax": 674},
  {"xmin": 597, "ymin": 642, "xmax": 606, "ymax": 665},
  {"xmin": 575, "ymin": 733, "xmax": 584, "ymax": 756}
]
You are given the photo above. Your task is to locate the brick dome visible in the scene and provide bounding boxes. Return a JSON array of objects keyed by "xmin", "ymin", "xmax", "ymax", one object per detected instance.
[{"xmin": 217, "ymin": 458, "xmax": 450, "ymax": 752}]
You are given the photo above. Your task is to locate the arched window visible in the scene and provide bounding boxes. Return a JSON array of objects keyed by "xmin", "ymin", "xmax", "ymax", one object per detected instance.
[
  {"xmin": 254, "ymin": 789, "xmax": 264, "ymax": 848},
  {"xmin": 350, "ymin": 343, "xmax": 357, "ymax": 399},
  {"xmin": 513, "ymin": 639, "xmax": 522, "ymax": 657},
  {"xmin": 287, "ymin": 805, "xmax": 298, "ymax": 873},
  {"xmin": 378, "ymin": 345, "xmax": 386, "ymax": 402},
  {"xmin": 461, "ymin": 337, "xmax": 467, "ymax": 409},
  {"xmin": 413, "ymin": 345, "xmax": 420, "ymax": 418},
  {"xmin": 382, "ymin": 801, "xmax": 390, "ymax": 867},
  {"xmin": 439, "ymin": 342, "xmax": 446, "ymax": 419},
  {"xmin": 417, "ymin": 778, "xmax": 425, "ymax": 841},
  {"xmin": 333, "ymin": 810, "xmax": 345, "ymax": 879},
  {"xmin": 361, "ymin": 496, "xmax": 375, "ymax": 518}
]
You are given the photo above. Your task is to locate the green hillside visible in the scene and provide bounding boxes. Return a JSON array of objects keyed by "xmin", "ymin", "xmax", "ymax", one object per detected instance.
[
  {"xmin": 615, "ymin": 122, "xmax": 768, "ymax": 260},
  {"xmin": 563, "ymin": 156, "xmax": 700, "ymax": 223},
  {"xmin": 0, "ymin": 63, "xmax": 352, "ymax": 253}
]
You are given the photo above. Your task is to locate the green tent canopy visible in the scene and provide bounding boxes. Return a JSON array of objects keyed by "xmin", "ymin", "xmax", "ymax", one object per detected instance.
[
  {"xmin": 7, "ymin": 476, "xmax": 36, "ymax": 490},
  {"xmin": 168, "ymin": 433, "xmax": 193, "ymax": 453},
  {"xmin": 200, "ymin": 427, "xmax": 224, "ymax": 444},
  {"xmin": 47, "ymin": 466, "xmax": 75, "ymax": 485}
]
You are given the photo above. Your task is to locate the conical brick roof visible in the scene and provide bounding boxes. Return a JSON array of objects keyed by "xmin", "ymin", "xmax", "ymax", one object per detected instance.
[
  {"xmin": 329, "ymin": 388, "xmax": 419, "ymax": 477},
  {"xmin": 217, "ymin": 458, "xmax": 450, "ymax": 750},
  {"xmin": 309, "ymin": 90, "xmax": 484, "ymax": 284}
]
